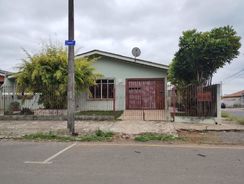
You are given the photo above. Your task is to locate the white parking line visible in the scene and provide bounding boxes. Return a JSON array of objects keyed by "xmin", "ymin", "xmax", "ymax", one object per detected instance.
[{"xmin": 24, "ymin": 143, "xmax": 77, "ymax": 164}]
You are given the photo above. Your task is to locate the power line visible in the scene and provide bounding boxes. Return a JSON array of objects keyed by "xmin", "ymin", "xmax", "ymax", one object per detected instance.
[
  {"xmin": 226, "ymin": 72, "xmax": 244, "ymax": 82},
  {"xmin": 223, "ymin": 68, "xmax": 244, "ymax": 81},
  {"xmin": 222, "ymin": 72, "xmax": 244, "ymax": 84}
]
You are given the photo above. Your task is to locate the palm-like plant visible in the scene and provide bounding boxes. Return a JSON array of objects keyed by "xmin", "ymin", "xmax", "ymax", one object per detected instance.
[{"xmin": 16, "ymin": 44, "xmax": 100, "ymax": 109}]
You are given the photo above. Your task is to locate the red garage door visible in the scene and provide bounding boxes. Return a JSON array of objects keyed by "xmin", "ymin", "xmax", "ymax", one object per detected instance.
[{"xmin": 126, "ymin": 79, "xmax": 165, "ymax": 110}]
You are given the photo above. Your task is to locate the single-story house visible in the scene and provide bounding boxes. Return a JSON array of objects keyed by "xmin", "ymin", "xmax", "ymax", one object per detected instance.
[
  {"xmin": 1, "ymin": 50, "xmax": 169, "ymax": 114},
  {"xmin": 222, "ymin": 90, "xmax": 244, "ymax": 108},
  {"xmin": 76, "ymin": 50, "xmax": 168, "ymax": 111}
]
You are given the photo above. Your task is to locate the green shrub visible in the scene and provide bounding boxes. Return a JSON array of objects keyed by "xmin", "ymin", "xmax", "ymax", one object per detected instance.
[
  {"xmin": 6, "ymin": 101, "xmax": 21, "ymax": 114},
  {"xmin": 20, "ymin": 108, "xmax": 34, "ymax": 115},
  {"xmin": 95, "ymin": 129, "xmax": 113, "ymax": 137}
]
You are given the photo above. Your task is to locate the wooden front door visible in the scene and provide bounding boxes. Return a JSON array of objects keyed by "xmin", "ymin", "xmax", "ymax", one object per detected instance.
[{"xmin": 126, "ymin": 79, "xmax": 165, "ymax": 110}]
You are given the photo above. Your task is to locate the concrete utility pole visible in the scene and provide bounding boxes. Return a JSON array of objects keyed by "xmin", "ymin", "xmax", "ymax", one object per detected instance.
[{"xmin": 67, "ymin": 0, "xmax": 75, "ymax": 134}]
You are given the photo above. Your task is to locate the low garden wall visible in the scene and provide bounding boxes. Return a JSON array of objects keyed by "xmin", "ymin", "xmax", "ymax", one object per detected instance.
[
  {"xmin": 0, "ymin": 115, "xmax": 114, "ymax": 121},
  {"xmin": 34, "ymin": 109, "xmax": 67, "ymax": 116}
]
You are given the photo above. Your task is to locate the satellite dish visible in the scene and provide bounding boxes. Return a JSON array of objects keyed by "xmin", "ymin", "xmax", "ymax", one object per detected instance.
[{"xmin": 132, "ymin": 47, "xmax": 141, "ymax": 58}]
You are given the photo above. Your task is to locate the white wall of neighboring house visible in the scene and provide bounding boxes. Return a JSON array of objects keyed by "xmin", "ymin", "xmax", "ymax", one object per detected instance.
[
  {"xmin": 223, "ymin": 97, "xmax": 238, "ymax": 107},
  {"xmin": 241, "ymin": 96, "xmax": 244, "ymax": 105},
  {"xmin": 222, "ymin": 97, "xmax": 243, "ymax": 107}
]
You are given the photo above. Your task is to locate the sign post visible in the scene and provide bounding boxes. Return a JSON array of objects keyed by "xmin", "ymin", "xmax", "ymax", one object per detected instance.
[{"xmin": 67, "ymin": 0, "xmax": 75, "ymax": 134}]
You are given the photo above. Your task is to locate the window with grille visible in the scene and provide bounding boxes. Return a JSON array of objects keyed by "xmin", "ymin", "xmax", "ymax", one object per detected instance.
[{"xmin": 89, "ymin": 79, "xmax": 114, "ymax": 99}]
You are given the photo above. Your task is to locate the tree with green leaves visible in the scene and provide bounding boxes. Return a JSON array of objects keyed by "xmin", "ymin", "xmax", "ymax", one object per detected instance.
[
  {"xmin": 168, "ymin": 26, "xmax": 241, "ymax": 87},
  {"xmin": 16, "ymin": 43, "xmax": 99, "ymax": 109}
]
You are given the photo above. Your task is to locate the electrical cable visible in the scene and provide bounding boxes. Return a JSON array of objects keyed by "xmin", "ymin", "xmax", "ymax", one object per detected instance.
[{"xmin": 222, "ymin": 68, "xmax": 244, "ymax": 81}]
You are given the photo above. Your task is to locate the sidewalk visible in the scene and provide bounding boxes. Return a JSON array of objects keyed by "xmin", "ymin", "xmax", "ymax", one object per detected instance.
[
  {"xmin": 173, "ymin": 121, "xmax": 244, "ymax": 131},
  {"xmin": 0, "ymin": 120, "xmax": 176, "ymax": 138},
  {"xmin": 0, "ymin": 120, "xmax": 243, "ymax": 138}
]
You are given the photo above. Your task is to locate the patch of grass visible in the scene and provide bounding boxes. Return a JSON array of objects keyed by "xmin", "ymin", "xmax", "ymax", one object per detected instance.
[
  {"xmin": 76, "ymin": 111, "xmax": 123, "ymax": 120},
  {"xmin": 229, "ymin": 116, "xmax": 244, "ymax": 125},
  {"xmin": 134, "ymin": 133, "xmax": 180, "ymax": 142},
  {"xmin": 221, "ymin": 111, "xmax": 244, "ymax": 125},
  {"xmin": 23, "ymin": 132, "xmax": 75, "ymax": 141},
  {"xmin": 22, "ymin": 130, "xmax": 114, "ymax": 142},
  {"xmin": 77, "ymin": 130, "xmax": 114, "ymax": 142},
  {"xmin": 221, "ymin": 111, "xmax": 229, "ymax": 118}
]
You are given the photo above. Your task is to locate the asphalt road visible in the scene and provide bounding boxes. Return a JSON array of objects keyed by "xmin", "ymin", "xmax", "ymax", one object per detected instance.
[{"xmin": 0, "ymin": 142, "xmax": 243, "ymax": 184}]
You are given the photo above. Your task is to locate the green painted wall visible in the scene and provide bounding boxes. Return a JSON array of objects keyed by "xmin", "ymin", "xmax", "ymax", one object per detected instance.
[
  {"xmin": 93, "ymin": 57, "xmax": 167, "ymax": 79},
  {"xmin": 3, "ymin": 77, "xmax": 15, "ymax": 88},
  {"xmin": 1, "ymin": 57, "xmax": 168, "ymax": 112},
  {"xmin": 77, "ymin": 56, "xmax": 167, "ymax": 111}
]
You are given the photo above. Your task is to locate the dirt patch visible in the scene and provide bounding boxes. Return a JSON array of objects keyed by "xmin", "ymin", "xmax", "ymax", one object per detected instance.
[
  {"xmin": 1, "ymin": 120, "xmax": 244, "ymax": 145},
  {"xmin": 0, "ymin": 120, "xmax": 176, "ymax": 138},
  {"xmin": 178, "ymin": 130, "xmax": 244, "ymax": 145},
  {"xmin": 178, "ymin": 130, "xmax": 217, "ymax": 144}
]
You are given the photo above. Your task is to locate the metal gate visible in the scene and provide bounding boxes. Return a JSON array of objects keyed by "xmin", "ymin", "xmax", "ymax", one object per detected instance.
[
  {"xmin": 126, "ymin": 79, "xmax": 165, "ymax": 110},
  {"xmin": 170, "ymin": 84, "xmax": 218, "ymax": 117}
]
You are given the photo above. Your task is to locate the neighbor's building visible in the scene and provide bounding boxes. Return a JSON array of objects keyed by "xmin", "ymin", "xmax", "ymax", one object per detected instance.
[{"xmin": 222, "ymin": 90, "xmax": 244, "ymax": 108}]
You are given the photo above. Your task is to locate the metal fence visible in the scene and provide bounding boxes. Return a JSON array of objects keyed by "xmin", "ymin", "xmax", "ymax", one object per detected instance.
[
  {"xmin": 169, "ymin": 84, "xmax": 218, "ymax": 118},
  {"xmin": 0, "ymin": 84, "xmax": 125, "ymax": 116},
  {"xmin": 0, "ymin": 85, "xmax": 68, "ymax": 116},
  {"xmin": 0, "ymin": 82, "xmax": 166, "ymax": 119},
  {"xmin": 0, "ymin": 86, "xmax": 16, "ymax": 115}
]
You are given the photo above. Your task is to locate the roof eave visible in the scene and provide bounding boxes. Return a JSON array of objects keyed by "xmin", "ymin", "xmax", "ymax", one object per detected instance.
[{"xmin": 76, "ymin": 50, "xmax": 169, "ymax": 70}]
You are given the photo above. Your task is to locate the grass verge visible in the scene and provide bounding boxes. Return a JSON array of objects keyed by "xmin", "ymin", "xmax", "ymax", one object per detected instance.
[
  {"xmin": 22, "ymin": 130, "xmax": 114, "ymax": 142},
  {"xmin": 222, "ymin": 111, "xmax": 244, "ymax": 125},
  {"xmin": 221, "ymin": 111, "xmax": 229, "ymax": 118},
  {"xmin": 228, "ymin": 116, "xmax": 244, "ymax": 125},
  {"xmin": 134, "ymin": 133, "xmax": 181, "ymax": 142},
  {"xmin": 76, "ymin": 111, "xmax": 123, "ymax": 120}
]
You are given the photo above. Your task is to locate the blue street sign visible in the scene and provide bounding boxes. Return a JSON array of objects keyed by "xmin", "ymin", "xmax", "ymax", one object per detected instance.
[{"xmin": 65, "ymin": 40, "xmax": 76, "ymax": 46}]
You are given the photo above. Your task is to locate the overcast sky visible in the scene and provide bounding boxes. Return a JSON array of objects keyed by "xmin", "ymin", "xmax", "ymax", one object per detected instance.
[{"xmin": 0, "ymin": 0, "xmax": 243, "ymax": 94}]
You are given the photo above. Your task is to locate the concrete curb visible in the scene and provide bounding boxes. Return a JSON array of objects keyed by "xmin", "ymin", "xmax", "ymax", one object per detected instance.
[{"xmin": 176, "ymin": 128, "xmax": 244, "ymax": 132}]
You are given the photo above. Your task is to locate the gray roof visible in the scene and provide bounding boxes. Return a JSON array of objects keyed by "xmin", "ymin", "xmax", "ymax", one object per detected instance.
[{"xmin": 0, "ymin": 69, "xmax": 12, "ymax": 76}]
